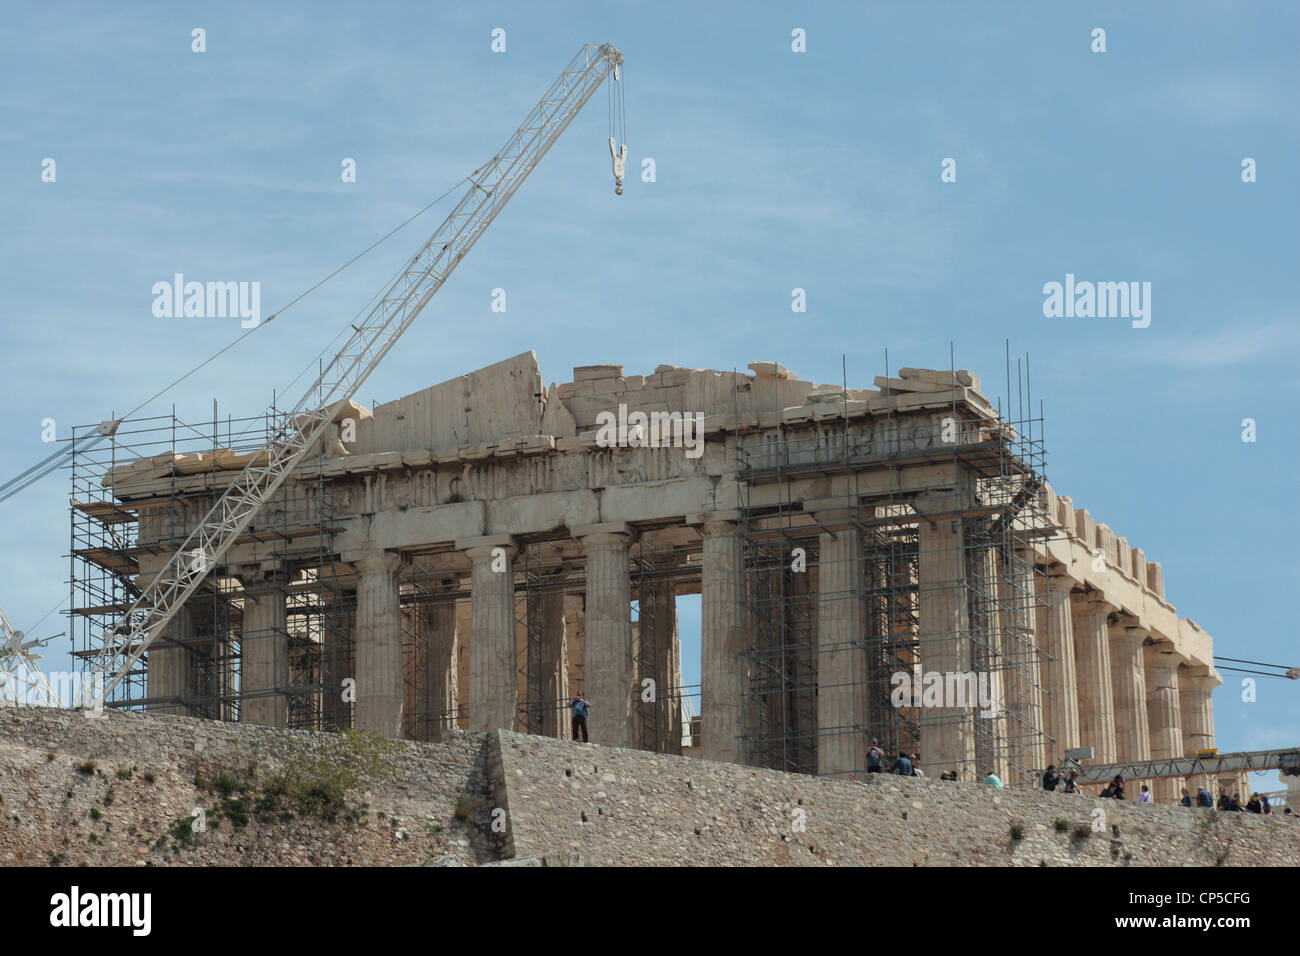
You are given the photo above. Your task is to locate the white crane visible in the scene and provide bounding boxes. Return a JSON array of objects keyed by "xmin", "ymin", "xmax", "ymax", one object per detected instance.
[
  {"xmin": 83, "ymin": 42, "xmax": 626, "ymax": 710},
  {"xmin": 0, "ymin": 604, "xmax": 61, "ymax": 708}
]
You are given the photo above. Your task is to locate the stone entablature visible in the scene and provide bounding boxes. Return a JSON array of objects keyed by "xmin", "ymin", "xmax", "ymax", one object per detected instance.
[{"xmin": 106, "ymin": 353, "xmax": 1220, "ymax": 791}]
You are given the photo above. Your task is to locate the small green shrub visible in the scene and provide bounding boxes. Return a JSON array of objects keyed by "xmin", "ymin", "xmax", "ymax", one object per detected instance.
[
  {"xmin": 213, "ymin": 770, "xmax": 240, "ymax": 797},
  {"xmin": 1072, "ymin": 824, "xmax": 1092, "ymax": 840},
  {"xmin": 89, "ymin": 807, "xmax": 103, "ymax": 821},
  {"xmin": 1053, "ymin": 818, "xmax": 1070, "ymax": 833},
  {"xmin": 220, "ymin": 797, "xmax": 250, "ymax": 829},
  {"xmin": 169, "ymin": 815, "xmax": 196, "ymax": 845},
  {"xmin": 453, "ymin": 795, "xmax": 473, "ymax": 822},
  {"xmin": 1009, "ymin": 823, "xmax": 1024, "ymax": 841},
  {"xmin": 260, "ymin": 729, "xmax": 398, "ymax": 823},
  {"xmin": 76, "ymin": 761, "xmax": 97, "ymax": 775}
]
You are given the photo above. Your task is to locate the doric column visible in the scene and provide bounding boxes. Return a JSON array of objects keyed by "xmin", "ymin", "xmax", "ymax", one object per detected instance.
[
  {"xmin": 648, "ymin": 584, "xmax": 680, "ymax": 753},
  {"xmin": 999, "ymin": 550, "xmax": 1046, "ymax": 778},
  {"xmin": 351, "ymin": 551, "xmax": 404, "ymax": 738},
  {"xmin": 1038, "ymin": 573, "xmax": 1081, "ymax": 759},
  {"xmin": 147, "ymin": 602, "xmax": 195, "ymax": 715},
  {"xmin": 539, "ymin": 579, "xmax": 569, "ymax": 739},
  {"xmin": 576, "ymin": 524, "xmax": 637, "ymax": 748},
  {"xmin": 917, "ymin": 509, "xmax": 976, "ymax": 779},
  {"xmin": 401, "ymin": 604, "xmax": 417, "ymax": 737},
  {"xmin": 1179, "ymin": 664, "xmax": 1217, "ymax": 794},
  {"xmin": 696, "ymin": 515, "xmax": 744, "ymax": 764},
  {"xmin": 817, "ymin": 526, "xmax": 866, "ymax": 777},
  {"xmin": 1069, "ymin": 591, "xmax": 1116, "ymax": 764},
  {"xmin": 425, "ymin": 582, "xmax": 460, "ymax": 736},
  {"xmin": 666, "ymin": 598, "xmax": 684, "ymax": 755},
  {"xmin": 1144, "ymin": 643, "xmax": 1183, "ymax": 804},
  {"xmin": 1109, "ymin": 621, "xmax": 1151, "ymax": 791},
  {"xmin": 564, "ymin": 593, "xmax": 586, "ymax": 701},
  {"xmin": 239, "ymin": 566, "xmax": 291, "ymax": 728},
  {"xmin": 459, "ymin": 537, "xmax": 517, "ymax": 732},
  {"xmin": 321, "ymin": 601, "xmax": 355, "ymax": 730}
]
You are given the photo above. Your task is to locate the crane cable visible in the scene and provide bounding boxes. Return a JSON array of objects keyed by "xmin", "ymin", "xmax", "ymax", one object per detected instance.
[
  {"xmin": 1214, "ymin": 655, "xmax": 1299, "ymax": 680},
  {"xmin": 0, "ymin": 173, "xmax": 473, "ymax": 505}
]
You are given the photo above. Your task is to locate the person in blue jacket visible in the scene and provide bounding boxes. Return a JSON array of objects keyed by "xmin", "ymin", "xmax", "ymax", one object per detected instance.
[{"xmin": 570, "ymin": 693, "xmax": 590, "ymax": 743}]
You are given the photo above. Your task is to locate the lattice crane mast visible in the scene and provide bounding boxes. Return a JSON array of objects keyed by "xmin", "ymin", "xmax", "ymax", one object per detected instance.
[
  {"xmin": 0, "ymin": 604, "xmax": 61, "ymax": 708},
  {"xmin": 86, "ymin": 42, "xmax": 626, "ymax": 708}
]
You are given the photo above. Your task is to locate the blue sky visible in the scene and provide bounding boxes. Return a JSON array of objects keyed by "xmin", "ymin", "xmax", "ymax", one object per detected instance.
[{"xmin": 1, "ymin": 2, "xmax": 1296, "ymax": 793}]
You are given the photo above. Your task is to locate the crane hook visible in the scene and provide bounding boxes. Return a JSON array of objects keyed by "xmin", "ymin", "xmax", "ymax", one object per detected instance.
[{"xmin": 609, "ymin": 136, "xmax": 627, "ymax": 196}]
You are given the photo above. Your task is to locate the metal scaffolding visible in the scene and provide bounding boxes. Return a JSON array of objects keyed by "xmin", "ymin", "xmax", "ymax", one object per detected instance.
[
  {"xmin": 733, "ymin": 351, "xmax": 1056, "ymax": 788},
  {"xmin": 68, "ymin": 403, "xmax": 350, "ymax": 728}
]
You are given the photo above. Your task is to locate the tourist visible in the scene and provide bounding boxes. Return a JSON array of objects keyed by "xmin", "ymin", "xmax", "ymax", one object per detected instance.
[
  {"xmin": 983, "ymin": 771, "xmax": 1003, "ymax": 787},
  {"xmin": 1138, "ymin": 784, "xmax": 1152, "ymax": 804},
  {"xmin": 1100, "ymin": 781, "xmax": 1116, "ymax": 799},
  {"xmin": 1196, "ymin": 787, "xmax": 1214, "ymax": 808},
  {"xmin": 911, "ymin": 753, "xmax": 924, "ymax": 777},
  {"xmin": 1246, "ymin": 793, "xmax": 1262, "ymax": 814},
  {"xmin": 1230, "ymin": 793, "xmax": 1243, "ymax": 811},
  {"xmin": 1110, "ymin": 775, "xmax": 1126, "ymax": 800},
  {"xmin": 1217, "ymin": 790, "xmax": 1231, "ymax": 811},
  {"xmin": 1261, "ymin": 794, "xmax": 1272, "ymax": 815},
  {"xmin": 1042, "ymin": 764, "xmax": 1060, "ymax": 792},
  {"xmin": 569, "ymin": 692, "xmax": 590, "ymax": 743},
  {"xmin": 1063, "ymin": 771, "xmax": 1080, "ymax": 794},
  {"xmin": 865, "ymin": 738, "xmax": 886, "ymax": 773},
  {"xmin": 891, "ymin": 751, "xmax": 913, "ymax": 776},
  {"xmin": 1179, "ymin": 788, "xmax": 1192, "ymax": 807}
]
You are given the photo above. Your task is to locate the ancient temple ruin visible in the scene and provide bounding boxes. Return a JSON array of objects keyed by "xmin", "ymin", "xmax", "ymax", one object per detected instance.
[{"xmin": 69, "ymin": 352, "xmax": 1223, "ymax": 797}]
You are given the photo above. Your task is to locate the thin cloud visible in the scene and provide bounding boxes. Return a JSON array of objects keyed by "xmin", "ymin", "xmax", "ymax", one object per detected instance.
[{"xmin": 1119, "ymin": 318, "xmax": 1300, "ymax": 371}]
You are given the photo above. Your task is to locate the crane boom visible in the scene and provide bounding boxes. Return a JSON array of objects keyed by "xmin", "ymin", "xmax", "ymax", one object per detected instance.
[
  {"xmin": 1, "ymin": 604, "xmax": 60, "ymax": 708},
  {"xmin": 86, "ymin": 42, "xmax": 625, "ymax": 707}
]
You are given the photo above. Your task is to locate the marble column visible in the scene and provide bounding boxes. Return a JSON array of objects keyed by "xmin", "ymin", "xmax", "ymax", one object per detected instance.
[
  {"xmin": 239, "ymin": 567, "xmax": 291, "ymax": 728},
  {"xmin": 578, "ymin": 525, "xmax": 636, "ymax": 748},
  {"xmin": 352, "ymin": 551, "xmax": 404, "ymax": 738},
  {"xmin": 148, "ymin": 603, "xmax": 195, "ymax": 715},
  {"xmin": 401, "ymin": 604, "xmax": 418, "ymax": 738},
  {"xmin": 817, "ymin": 527, "xmax": 866, "ymax": 777},
  {"xmin": 425, "ymin": 580, "xmax": 460, "ymax": 737},
  {"xmin": 1110, "ymin": 621, "xmax": 1151, "ymax": 799},
  {"xmin": 1037, "ymin": 573, "xmax": 1081, "ymax": 760},
  {"xmin": 1144, "ymin": 644, "xmax": 1183, "ymax": 804},
  {"xmin": 539, "ymin": 580, "xmax": 569, "ymax": 739},
  {"xmin": 321, "ymin": 601, "xmax": 355, "ymax": 730},
  {"xmin": 461, "ymin": 538, "xmax": 517, "ymax": 732},
  {"xmin": 1070, "ymin": 591, "xmax": 1116, "ymax": 764},
  {"xmin": 917, "ymin": 511, "xmax": 975, "ymax": 779},
  {"xmin": 1001, "ymin": 552, "xmax": 1046, "ymax": 775},
  {"xmin": 1179, "ymin": 664, "xmax": 1217, "ymax": 795},
  {"xmin": 699, "ymin": 516, "xmax": 744, "ymax": 765},
  {"xmin": 648, "ymin": 584, "xmax": 680, "ymax": 753}
]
